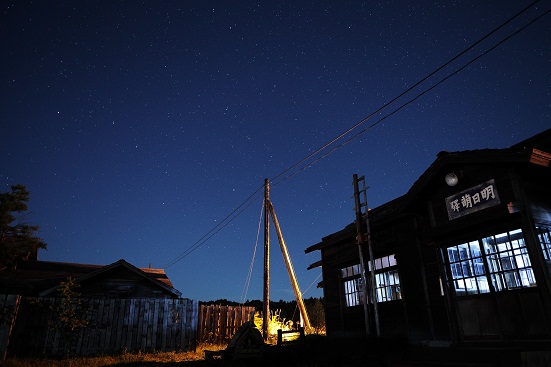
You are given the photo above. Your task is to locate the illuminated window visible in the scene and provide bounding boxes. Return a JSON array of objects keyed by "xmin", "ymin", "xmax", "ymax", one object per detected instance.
[
  {"xmin": 375, "ymin": 269, "xmax": 401, "ymax": 302},
  {"xmin": 369, "ymin": 255, "xmax": 401, "ymax": 303},
  {"xmin": 484, "ymin": 229, "xmax": 535, "ymax": 291},
  {"xmin": 447, "ymin": 241, "xmax": 489, "ymax": 295},
  {"xmin": 341, "ymin": 255, "xmax": 401, "ymax": 307},
  {"xmin": 341, "ymin": 264, "xmax": 363, "ymax": 307},
  {"xmin": 537, "ymin": 226, "xmax": 551, "ymax": 261},
  {"xmin": 445, "ymin": 229, "xmax": 536, "ymax": 296}
]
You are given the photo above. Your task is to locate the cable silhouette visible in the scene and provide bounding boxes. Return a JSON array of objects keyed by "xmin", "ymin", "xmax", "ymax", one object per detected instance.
[
  {"xmin": 272, "ymin": 6, "xmax": 551, "ymax": 188},
  {"xmin": 269, "ymin": 0, "xmax": 543, "ymax": 184},
  {"xmin": 240, "ymin": 201, "xmax": 264, "ymax": 304},
  {"xmin": 163, "ymin": 2, "xmax": 548, "ymax": 268},
  {"xmin": 164, "ymin": 186, "xmax": 264, "ymax": 268}
]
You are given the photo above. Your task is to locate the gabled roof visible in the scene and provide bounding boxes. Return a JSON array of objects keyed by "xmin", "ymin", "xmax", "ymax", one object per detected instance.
[
  {"xmin": 0, "ymin": 258, "xmax": 181, "ymax": 298},
  {"xmin": 39, "ymin": 259, "xmax": 181, "ymax": 298},
  {"xmin": 305, "ymin": 129, "xmax": 551, "ymax": 255},
  {"xmin": 397, "ymin": 145, "xmax": 550, "ymax": 214}
]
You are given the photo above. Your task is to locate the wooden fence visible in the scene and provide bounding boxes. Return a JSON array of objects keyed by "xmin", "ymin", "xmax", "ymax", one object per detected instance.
[
  {"xmin": 0, "ymin": 294, "xmax": 198, "ymax": 358},
  {"xmin": 197, "ymin": 304, "xmax": 256, "ymax": 344}
]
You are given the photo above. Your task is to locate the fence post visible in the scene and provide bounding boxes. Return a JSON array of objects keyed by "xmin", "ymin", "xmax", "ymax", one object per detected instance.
[{"xmin": 0, "ymin": 294, "xmax": 21, "ymax": 361}]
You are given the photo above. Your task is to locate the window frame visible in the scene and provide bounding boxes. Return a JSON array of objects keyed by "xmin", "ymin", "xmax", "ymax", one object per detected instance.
[
  {"xmin": 536, "ymin": 226, "xmax": 551, "ymax": 261},
  {"xmin": 444, "ymin": 228, "xmax": 537, "ymax": 297},
  {"xmin": 341, "ymin": 254, "xmax": 401, "ymax": 307},
  {"xmin": 341, "ymin": 264, "xmax": 363, "ymax": 307}
]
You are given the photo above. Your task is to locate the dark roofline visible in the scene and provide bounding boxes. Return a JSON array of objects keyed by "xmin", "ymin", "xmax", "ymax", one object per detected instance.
[
  {"xmin": 306, "ymin": 130, "xmax": 551, "ymax": 255},
  {"xmin": 39, "ymin": 259, "xmax": 182, "ymax": 298},
  {"xmin": 396, "ymin": 147, "xmax": 549, "ymax": 214},
  {"xmin": 307, "ymin": 260, "xmax": 322, "ymax": 270},
  {"xmin": 510, "ymin": 128, "xmax": 551, "ymax": 151}
]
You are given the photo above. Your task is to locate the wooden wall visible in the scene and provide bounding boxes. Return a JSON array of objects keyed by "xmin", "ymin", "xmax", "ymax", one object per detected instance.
[
  {"xmin": 1, "ymin": 295, "xmax": 198, "ymax": 358},
  {"xmin": 197, "ymin": 304, "xmax": 256, "ymax": 344}
]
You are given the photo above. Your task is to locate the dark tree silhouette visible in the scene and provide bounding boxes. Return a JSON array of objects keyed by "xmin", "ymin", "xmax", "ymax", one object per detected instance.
[{"xmin": 0, "ymin": 184, "xmax": 47, "ymax": 269}]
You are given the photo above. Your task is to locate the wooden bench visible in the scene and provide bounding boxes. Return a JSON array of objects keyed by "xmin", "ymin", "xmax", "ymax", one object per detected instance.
[{"xmin": 276, "ymin": 327, "xmax": 305, "ymax": 346}]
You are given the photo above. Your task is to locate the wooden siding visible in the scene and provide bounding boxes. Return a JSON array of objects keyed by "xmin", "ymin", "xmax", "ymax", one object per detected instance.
[
  {"xmin": 2, "ymin": 295, "xmax": 198, "ymax": 358},
  {"xmin": 197, "ymin": 304, "xmax": 256, "ymax": 343}
]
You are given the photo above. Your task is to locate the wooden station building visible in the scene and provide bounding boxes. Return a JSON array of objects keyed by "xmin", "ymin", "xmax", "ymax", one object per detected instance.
[{"xmin": 305, "ymin": 129, "xmax": 551, "ymax": 344}]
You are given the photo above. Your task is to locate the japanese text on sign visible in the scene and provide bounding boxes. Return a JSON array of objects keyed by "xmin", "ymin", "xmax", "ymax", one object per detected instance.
[{"xmin": 445, "ymin": 179, "xmax": 500, "ymax": 220}]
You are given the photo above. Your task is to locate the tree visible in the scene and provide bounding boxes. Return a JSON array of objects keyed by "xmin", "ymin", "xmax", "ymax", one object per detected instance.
[
  {"xmin": 50, "ymin": 277, "xmax": 89, "ymax": 332},
  {"xmin": 47, "ymin": 277, "xmax": 90, "ymax": 356},
  {"xmin": 0, "ymin": 184, "xmax": 47, "ymax": 269}
]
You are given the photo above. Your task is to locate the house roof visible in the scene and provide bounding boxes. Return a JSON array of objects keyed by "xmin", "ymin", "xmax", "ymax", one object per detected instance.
[
  {"xmin": 397, "ymin": 135, "xmax": 551, "ymax": 214},
  {"xmin": 0, "ymin": 258, "xmax": 181, "ymax": 298},
  {"xmin": 305, "ymin": 128, "xmax": 551, "ymax": 255}
]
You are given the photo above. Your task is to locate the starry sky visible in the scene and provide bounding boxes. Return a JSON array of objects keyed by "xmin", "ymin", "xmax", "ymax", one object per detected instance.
[{"xmin": 1, "ymin": 1, "xmax": 550, "ymax": 302}]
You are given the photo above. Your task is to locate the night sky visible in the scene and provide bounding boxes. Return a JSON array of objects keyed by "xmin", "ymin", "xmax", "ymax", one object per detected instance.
[{"xmin": 2, "ymin": 1, "xmax": 550, "ymax": 302}]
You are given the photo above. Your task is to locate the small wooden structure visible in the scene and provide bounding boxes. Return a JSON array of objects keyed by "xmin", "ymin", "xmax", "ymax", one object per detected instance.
[
  {"xmin": 0, "ymin": 257, "xmax": 190, "ymax": 359},
  {"xmin": 204, "ymin": 320, "xmax": 266, "ymax": 362}
]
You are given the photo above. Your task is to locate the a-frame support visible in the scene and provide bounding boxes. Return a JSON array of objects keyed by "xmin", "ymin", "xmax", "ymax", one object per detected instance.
[{"xmin": 263, "ymin": 179, "xmax": 311, "ymax": 340}]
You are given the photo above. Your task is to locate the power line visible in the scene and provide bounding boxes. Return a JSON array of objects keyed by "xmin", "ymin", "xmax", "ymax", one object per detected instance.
[
  {"xmin": 240, "ymin": 201, "xmax": 264, "ymax": 304},
  {"xmin": 164, "ymin": 185, "xmax": 264, "ymax": 268},
  {"xmin": 163, "ymin": 2, "xmax": 548, "ymax": 268},
  {"xmin": 272, "ymin": 5, "xmax": 551, "ymax": 187},
  {"xmin": 269, "ymin": 0, "xmax": 543, "ymax": 185}
]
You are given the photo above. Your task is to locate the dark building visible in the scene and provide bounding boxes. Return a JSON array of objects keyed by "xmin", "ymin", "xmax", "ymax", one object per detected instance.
[
  {"xmin": 306, "ymin": 129, "xmax": 551, "ymax": 344},
  {"xmin": 0, "ymin": 258, "xmax": 182, "ymax": 299}
]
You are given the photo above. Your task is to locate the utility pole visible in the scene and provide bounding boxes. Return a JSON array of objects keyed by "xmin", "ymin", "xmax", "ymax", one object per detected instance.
[
  {"xmin": 262, "ymin": 178, "xmax": 311, "ymax": 339},
  {"xmin": 268, "ymin": 201, "xmax": 312, "ymax": 331},
  {"xmin": 353, "ymin": 174, "xmax": 380, "ymax": 337},
  {"xmin": 353, "ymin": 174, "xmax": 371, "ymax": 335},
  {"xmin": 263, "ymin": 178, "xmax": 270, "ymax": 340}
]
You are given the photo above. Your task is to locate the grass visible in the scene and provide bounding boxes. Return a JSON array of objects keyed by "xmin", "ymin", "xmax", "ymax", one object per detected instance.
[
  {"xmin": 2, "ymin": 343, "xmax": 226, "ymax": 367},
  {"xmin": 4, "ymin": 312, "xmax": 328, "ymax": 367},
  {"xmin": 3, "ymin": 336, "xmax": 408, "ymax": 367}
]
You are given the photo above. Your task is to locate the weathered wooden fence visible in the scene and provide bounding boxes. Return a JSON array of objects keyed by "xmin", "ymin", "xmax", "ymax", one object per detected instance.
[
  {"xmin": 0, "ymin": 294, "xmax": 20, "ymax": 360},
  {"xmin": 198, "ymin": 304, "xmax": 256, "ymax": 344},
  {"xmin": 0, "ymin": 294, "xmax": 198, "ymax": 358}
]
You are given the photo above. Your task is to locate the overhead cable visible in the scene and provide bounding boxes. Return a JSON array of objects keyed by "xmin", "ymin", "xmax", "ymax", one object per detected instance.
[
  {"xmin": 270, "ymin": 0, "xmax": 544, "ymax": 186},
  {"xmin": 163, "ymin": 2, "xmax": 547, "ymax": 268}
]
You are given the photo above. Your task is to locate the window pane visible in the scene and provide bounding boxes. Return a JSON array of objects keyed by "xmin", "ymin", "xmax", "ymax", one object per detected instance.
[
  {"xmin": 504, "ymin": 271, "xmax": 521, "ymax": 289},
  {"xmin": 374, "ymin": 269, "xmax": 401, "ymax": 303},
  {"xmin": 521, "ymin": 268, "xmax": 536, "ymax": 287},
  {"xmin": 446, "ymin": 229, "xmax": 535, "ymax": 296},
  {"xmin": 473, "ymin": 257, "xmax": 485, "ymax": 275},
  {"xmin": 448, "ymin": 247, "xmax": 459, "ymax": 262},
  {"xmin": 346, "ymin": 254, "xmax": 400, "ymax": 304},
  {"xmin": 537, "ymin": 227, "xmax": 551, "ymax": 261},
  {"xmin": 343, "ymin": 278, "xmax": 363, "ymax": 307},
  {"xmin": 491, "ymin": 273, "xmax": 505, "ymax": 292},
  {"xmin": 458, "ymin": 244, "xmax": 470, "ymax": 260},
  {"xmin": 487, "ymin": 254, "xmax": 502, "ymax": 273}
]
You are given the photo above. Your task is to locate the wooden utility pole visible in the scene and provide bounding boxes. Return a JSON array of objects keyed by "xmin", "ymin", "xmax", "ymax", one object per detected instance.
[
  {"xmin": 353, "ymin": 174, "xmax": 380, "ymax": 337},
  {"xmin": 262, "ymin": 179, "xmax": 311, "ymax": 339},
  {"xmin": 353, "ymin": 174, "xmax": 370, "ymax": 335},
  {"xmin": 363, "ymin": 177, "xmax": 380, "ymax": 337},
  {"xmin": 263, "ymin": 178, "xmax": 270, "ymax": 340},
  {"xmin": 268, "ymin": 201, "xmax": 312, "ymax": 331}
]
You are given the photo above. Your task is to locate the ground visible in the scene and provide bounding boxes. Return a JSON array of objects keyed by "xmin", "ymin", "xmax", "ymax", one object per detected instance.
[{"xmin": 5, "ymin": 335, "xmax": 548, "ymax": 367}]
